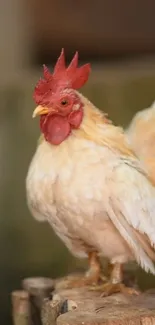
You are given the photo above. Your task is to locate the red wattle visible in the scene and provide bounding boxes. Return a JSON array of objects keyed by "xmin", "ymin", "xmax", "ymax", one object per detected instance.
[{"xmin": 43, "ymin": 115, "xmax": 71, "ymax": 145}]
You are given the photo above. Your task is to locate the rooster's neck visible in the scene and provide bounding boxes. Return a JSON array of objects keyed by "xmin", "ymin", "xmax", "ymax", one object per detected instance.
[{"xmin": 73, "ymin": 93, "xmax": 135, "ymax": 158}]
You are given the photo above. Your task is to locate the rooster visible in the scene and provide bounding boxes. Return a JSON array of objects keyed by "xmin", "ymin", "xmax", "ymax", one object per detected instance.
[
  {"xmin": 126, "ymin": 101, "xmax": 155, "ymax": 183},
  {"xmin": 26, "ymin": 49, "xmax": 155, "ymax": 296}
]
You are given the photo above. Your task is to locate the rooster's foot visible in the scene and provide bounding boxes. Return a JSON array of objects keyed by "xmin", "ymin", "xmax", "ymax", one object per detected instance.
[
  {"xmin": 89, "ymin": 263, "xmax": 140, "ymax": 297},
  {"xmin": 62, "ymin": 272, "xmax": 107, "ymax": 289},
  {"xmin": 90, "ymin": 281, "xmax": 140, "ymax": 297},
  {"xmin": 66, "ymin": 252, "xmax": 107, "ymax": 288}
]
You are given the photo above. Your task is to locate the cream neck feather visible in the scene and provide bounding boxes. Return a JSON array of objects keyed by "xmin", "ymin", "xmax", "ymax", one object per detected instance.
[{"xmin": 73, "ymin": 92, "xmax": 135, "ymax": 158}]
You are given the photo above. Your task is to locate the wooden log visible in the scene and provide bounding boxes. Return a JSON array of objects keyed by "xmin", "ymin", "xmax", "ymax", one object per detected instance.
[
  {"xmin": 41, "ymin": 293, "xmax": 77, "ymax": 325},
  {"xmin": 11, "ymin": 290, "xmax": 31, "ymax": 325},
  {"xmin": 22, "ymin": 277, "xmax": 54, "ymax": 325},
  {"xmin": 40, "ymin": 274, "xmax": 155, "ymax": 325},
  {"xmin": 41, "ymin": 294, "xmax": 65, "ymax": 325}
]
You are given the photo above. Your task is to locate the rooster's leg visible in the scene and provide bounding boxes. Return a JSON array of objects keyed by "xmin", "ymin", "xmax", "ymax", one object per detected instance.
[
  {"xmin": 85, "ymin": 252, "xmax": 107, "ymax": 284},
  {"xmin": 61, "ymin": 252, "xmax": 107, "ymax": 289},
  {"xmin": 90, "ymin": 263, "xmax": 140, "ymax": 296}
]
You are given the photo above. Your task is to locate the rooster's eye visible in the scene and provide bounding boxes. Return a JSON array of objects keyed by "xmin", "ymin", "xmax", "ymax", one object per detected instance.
[{"xmin": 61, "ymin": 99, "xmax": 68, "ymax": 106}]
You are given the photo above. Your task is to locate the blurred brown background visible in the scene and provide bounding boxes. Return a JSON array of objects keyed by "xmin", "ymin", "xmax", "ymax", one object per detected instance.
[
  {"xmin": 1, "ymin": 0, "xmax": 155, "ymax": 324},
  {"xmin": 31, "ymin": 0, "xmax": 155, "ymax": 62}
]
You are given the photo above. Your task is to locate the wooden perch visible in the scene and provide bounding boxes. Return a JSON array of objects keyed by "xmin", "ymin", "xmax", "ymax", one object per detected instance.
[
  {"xmin": 11, "ymin": 274, "xmax": 155, "ymax": 325},
  {"xmin": 41, "ymin": 274, "xmax": 155, "ymax": 325}
]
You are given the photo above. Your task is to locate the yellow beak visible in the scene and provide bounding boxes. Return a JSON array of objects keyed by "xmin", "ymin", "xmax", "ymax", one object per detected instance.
[{"xmin": 32, "ymin": 105, "xmax": 49, "ymax": 118}]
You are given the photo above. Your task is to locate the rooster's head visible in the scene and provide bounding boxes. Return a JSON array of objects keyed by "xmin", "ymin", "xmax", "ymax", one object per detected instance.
[{"xmin": 33, "ymin": 49, "xmax": 91, "ymax": 145}]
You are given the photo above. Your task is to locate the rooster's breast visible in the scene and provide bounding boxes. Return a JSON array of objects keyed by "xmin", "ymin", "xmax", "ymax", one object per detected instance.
[
  {"xmin": 26, "ymin": 138, "xmax": 130, "ymax": 260},
  {"xmin": 27, "ymin": 139, "xmax": 108, "ymax": 220}
]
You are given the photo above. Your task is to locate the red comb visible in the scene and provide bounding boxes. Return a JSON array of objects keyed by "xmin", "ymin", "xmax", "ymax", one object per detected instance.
[{"xmin": 33, "ymin": 49, "xmax": 91, "ymax": 105}]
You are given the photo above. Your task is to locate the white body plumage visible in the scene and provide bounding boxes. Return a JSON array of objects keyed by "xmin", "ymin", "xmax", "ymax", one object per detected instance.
[{"xmin": 26, "ymin": 133, "xmax": 155, "ymax": 275}]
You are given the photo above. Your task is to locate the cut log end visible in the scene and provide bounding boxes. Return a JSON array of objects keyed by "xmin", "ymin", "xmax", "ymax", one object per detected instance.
[{"xmin": 22, "ymin": 277, "xmax": 54, "ymax": 296}]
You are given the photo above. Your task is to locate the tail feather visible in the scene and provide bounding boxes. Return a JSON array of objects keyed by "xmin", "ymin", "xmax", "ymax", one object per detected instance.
[{"xmin": 108, "ymin": 198, "xmax": 155, "ymax": 275}]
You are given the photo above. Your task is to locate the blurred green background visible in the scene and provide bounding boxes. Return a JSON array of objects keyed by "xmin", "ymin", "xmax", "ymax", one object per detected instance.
[{"xmin": 1, "ymin": 1, "xmax": 155, "ymax": 324}]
